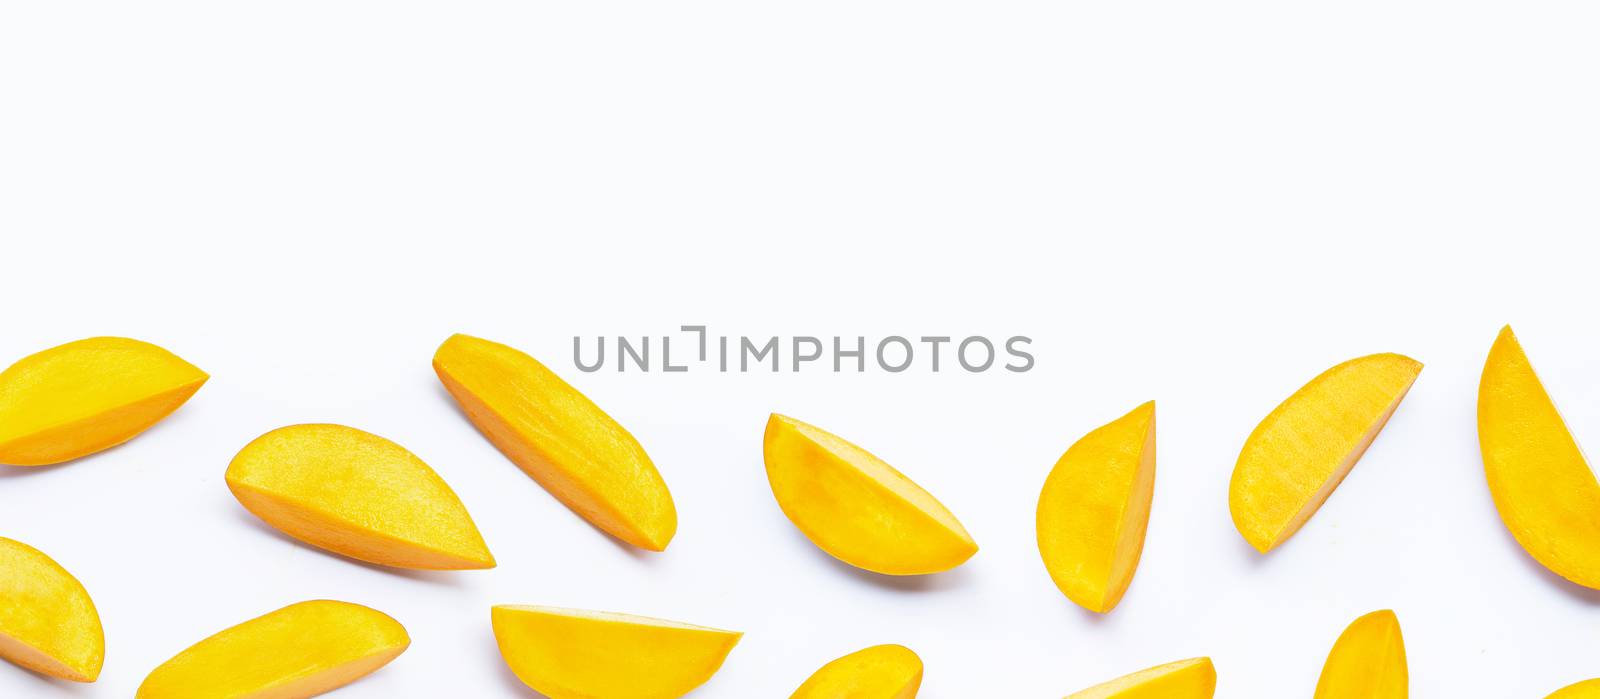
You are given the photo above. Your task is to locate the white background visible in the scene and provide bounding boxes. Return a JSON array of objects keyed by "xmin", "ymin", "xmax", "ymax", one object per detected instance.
[{"xmin": 2, "ymin": 2, "xmax": 1598, "ymax": 697}]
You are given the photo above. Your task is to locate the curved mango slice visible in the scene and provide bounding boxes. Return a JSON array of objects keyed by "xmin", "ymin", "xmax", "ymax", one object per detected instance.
[
  {"xmin": 790, "ymin": 644, "xmax": 922, "ymax": 699},
  {"xmin": 0, "ymin": 538, "xmax": 104, "ymax": 682},
  {"xmin": 763, "ymin": 414, "xmax": 978, "ymax": 576},
  {"xmin": 1479, "ymin": 326, "xmax": 1600, "ymax": 588},
  {"xmin": 1547, "ymin": 679, "xmax": 1600, "ymax": 698},
  {"xmin": 1229, "ymin": 353, "xmax": 1422, "ymax": 552},
  {"xmin": 226, "ymin": 424, "xmax": 494, "ymax": 570},
  {"xmin": 1314, "ymin": 610, "xmax": 1406, "ymax": 698},
  {"xmin": 137, "ymin": 600, "xmax": 408, "ymax": 699},
  {"xmin": 491, "ymin": 605, "xmax": 741, "ymax": 699},
  {"xmin": 433, "ymin": 334, "xmax": 676, "ymax": 551},
  {"xmin": 0, "ymin": 337, "xmax": 207, "ymax": 466},
  {"xmin": 1037, "ymin": 401, "xmax": 1156, "ymax": 613},
  {"xmin": 1065, "ymin": 657, "xmax": 1216, "ymax": 699}
]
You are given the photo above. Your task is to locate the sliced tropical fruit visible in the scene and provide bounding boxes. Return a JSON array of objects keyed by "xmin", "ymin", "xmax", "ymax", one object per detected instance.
[
  {"xmin": 1546, "ymin": 679, "xmax": 1600, "ymax": 699},
  {"xmin": 433, "ymin": 334, "xmax": 676, "ymax": 551},
  {"xmin": 1314, "ymin": 609, "xmax": 1406, "ymax": 698},
  {"xmin": 137, "ymin": 600, "xmax": 408, "ymax": 699},
  {"xmin": 1479, "ymin": 325, "xmax": 1600, "ymax": 588},
  {"xmin": 1037, "ymin": 401, "xmax": 1156, "ymax": 613},
  {"xmin": 790, "ymin": 644, "xmax": 922, "ymax": 699},
  {"xmin": 491, "ymin": 605, "xmax": 741, "ymax": 699},
  {"xmin": 1065, "ymin": 657, "xmax": 1216, "ymax": 699},
  {"xmin": 226, "ymin": 423, "xmax": 494, "ymax": 570},
  {"xmin": 763, "ymin": 414, "xmax": 978, "ymax": 576},
  {"xmin": 0, "ymin": 337, "xmax": 207, "ymax": 466},
  {"xmin": 1229, "ymin": 353, "xmax": 1422, "ymax": 552},
  {"xmin": 0, "ymin": 538, "xmax": 104, "ymax": 682}
]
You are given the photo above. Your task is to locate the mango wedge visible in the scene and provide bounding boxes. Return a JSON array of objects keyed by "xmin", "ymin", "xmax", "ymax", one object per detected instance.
[
  {"xmin": 0, "ymin": 337, "xmax": 206, "ymax": 466},
  {"xmin": 138, "ymin": 600, "xmax": 407, "ymax": 699},
  {"xmin": 491, "ymin": 605, "xmax": 741, "ymax": 699},
  {"xmin": 790, "ymin": 644, "xmax": 923, "ymax": 699},
  {"xmin": 1230, "ymin": 353, "xmax": 1422, "ymax": 552},
  {"xmin": 1065, "ymin": 657, "xmax": 1216, "ymax": 699},
  {"xmin": 1314, "ymin": 610, "xmax": 1407, "ymax": 698},
  {"xmin": 764, "ymin": 414, "xmax": 978, "ymax": 576},
  {"xmin": 433, "ymin": 334, "xmax": 676, "ymax": 551},
  {"xmin": 1037, "ymin": 401, "xmax": 1156, "ymax": 613},
  {"xmin": 1479, "ymin": 326, "xmax": 1600, "ymax": 588},
  {"xmin": 1547, "ymin": 679, "xmax": 1600, "ymax": 699},
  {"xmin": 227, "ymin": 424, "xmax": 494, "ymax": 570},
  {"xmin": 0, "ymin": 538, "xmax": 104, "ymax": 682}
]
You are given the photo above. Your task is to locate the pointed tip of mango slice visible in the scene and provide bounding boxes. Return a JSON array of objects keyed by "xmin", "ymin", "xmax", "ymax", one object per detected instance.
[
  {"xmin": 491, "ymin": 605, "xmax": 741, "ymax": 699},
  {"xmin": 790, "ymin": 644, "xmax": 923, "ymax": 699},
  {"xmin": 0, "ymin": 538, "xmax": 104, "ymax": 683},
  {"xmin": 1314, "ymin": 609, "xmax": 1407, "ymax": 699},
  {"xmin": 1066, "ymin": 657, "xmax": 1216, "ymax": 699}
]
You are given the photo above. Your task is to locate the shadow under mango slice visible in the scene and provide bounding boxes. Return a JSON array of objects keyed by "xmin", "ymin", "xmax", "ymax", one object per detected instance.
[{"xmin": 0, "ymin": 538, "xmax": 104, "ymax": 682}]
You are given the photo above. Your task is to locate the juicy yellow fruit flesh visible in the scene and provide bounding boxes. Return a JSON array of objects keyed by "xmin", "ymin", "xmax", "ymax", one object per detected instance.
[
  {"xmin": 137, "ymin": 600, "xmax": 408, "ymax": 699},
  {"xmin": 491, "ymin": 605, "xmax": 741, "ymax": 699},
  {"xmin": 226, "ymin": 424, "xmax": 495, "ymax": 570},
  {"xmin": 1065, "ymin": 657, "xmax": 1216, "ymax": 699},
  {"xmin": 1230, "ymin": 353, "xmax": 1422, "ymax": 553},
  {"xmin": 1037, "ymin": 401, "xmax": 1156, "ymax": 613},
  {"xmin": 0, "ymin": 337, "xmax": 207, "ymax": 466},
  {"xmin": 763, "ymin": 414, "xmax": 978, "ymax": 576},
  {"xmin": 433, "ymin": 334, "xmax": 676, "ymax": 551},
  {"xmin": 0, "ymin": 538, "xmax": 104, "ymax": 682},
  {"xmin": 1314, "ymin": 610, "xmax": 1407, "ymax": 699},
  {"xmin": 790, "ymin": 644, "xmax": 923, "ymax": 699},
  {"xmin": 1547, "ymin": 679, "xmax": 1600, "ymax": 699}
]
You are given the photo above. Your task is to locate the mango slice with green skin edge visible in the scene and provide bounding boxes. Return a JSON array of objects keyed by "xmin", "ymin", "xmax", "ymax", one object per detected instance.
[
  {"xmin": 764, "ymin": 414, "xmax": 978, "ymax": 576},
  {"xmin": 1229, "ymin": 353, "xmax": 1422, "ymax": 553},
  {"xmin": 490, "ymin": 605, "xmax": 741, "ymax": 699},
  {"xmin": 0, "ymin": 538, "xmax": 104, "ymax": 682},
  {"xmin": 1547, "ymin": 679, "xmax": 1600, "ymax": 699},
  {"xmin": 137, "ymin": 600, "xmax": 407, "ymax": 699},
  {"xmin": 1037, "ymin": 401, "xmax": 1156, "ymax": 613},
  {"xmin": 1065, "ymin": 657, "xmax": 1216, "ymax": 699},
  {"xmin": 1314, "ymin": 610, "xmax": 1407, "ymax": 698},
  {"xmin": 226, "ymin": 424, "xmax": 495, "ymax": 570},
  {"xmin": 790, "ymin": 644, "xmax": 923, "ymax": 699},
  {"xmin": 433, "ymin": 334, "xmax": 676, "ymax": 552},
  {"xmin": 0, "ymin": 337, "xmax": 207, "ymax": 466}
]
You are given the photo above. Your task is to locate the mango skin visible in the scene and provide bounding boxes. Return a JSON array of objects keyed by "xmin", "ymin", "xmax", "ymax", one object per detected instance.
[
  {"xmin": 1314, "ymin": 610, "xmax": 1406, "ymax": 699},
  {"xmin": 226, "ymin": 424, "xmax": 495, "ymax": 570},
  {"xmin": 0, "ymin": 538, "xmax": 104, "ymax": 682},
  {"xmin": 491, "ymin": 605, "xmax": 741, "ymax": 699},
  {"xmin": 790, "ymin": 644, "xmax": 922, "ymax": 699},
  {"xmin": 433, "ymin": 334, "xmax": 676, "ymax": 551},
  {"xmin": 137, "ymin": 600, "xmax": 408, "ymax": 699},
  {"xmin": 1547, "ymin": 679, "xmax": 1600, "ymax": 699},
  {"xmin": 0, "ymin": 337, "xmax": 207, "ymax": 466},
  {"xmin": 1065, "ymin": 657, "xmax": 1216, "ymax": 699}
]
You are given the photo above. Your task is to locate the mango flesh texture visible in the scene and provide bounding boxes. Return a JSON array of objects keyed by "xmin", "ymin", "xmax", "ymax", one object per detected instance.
[
  {"xmin": 1037, "ymin": 401, "xmax": 1156, "ymax": 613},
  {"xmin": 432, "ymin": 334, "xmax": 676, "ymax": 551},
  {"xmin": 1479, "ymin": 326, "xmax": 1600, "ymax": 588},
  {"xmin": 1229, "ymin": 353, "xmax": 1422, "ymax": 553},
  {"xmin": 0, "ymin": 337, "xmax": 207, "ymax": 466},
  {"xmin": 226, "ymin": 424, "xmax": 495, "ymax": 570},
  {"xmin": 1547, "ymin": 679, "xmax": 1600, "ymax": 699},
  {"xmin": 1065, "ymin": 657, "xmax": 1216, "ymax": 699},
  {"xmin": 1314, "ymin": 610, "xmax": 1407, "ymax": 699},
  {"xmin": 491, "ymin": 605, "xmax": 741, "ymax": 699},
  {"xmin": 137, "ymin": 600, "xmax": 408, "ymax": 699},
  {"xmin": 0, "ymin": 538, "xmax": 104, "ymax": 682},
  {"xmin": 763, "ymin": 414, "xmax": 978, "ymax": 576},
  {"xmin": 789, "ymin": 644, "xmax": 923, "ymax": 699}
]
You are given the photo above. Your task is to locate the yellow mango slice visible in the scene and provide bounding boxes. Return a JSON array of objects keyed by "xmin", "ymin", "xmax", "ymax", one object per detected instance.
[
  {"xmin": 1037, "ymin": 401, "xmax": 1156, "ymax": 613},
  {"xmin": 433, "ymin": 334, "xmax": 676, "ymax": 551},
  {"xmin": 491, "ymin": 605, "xmax": 741, "ymax": 699},
  {"xmin": 1229, "ymin": 353, "xmax": 1422, "ymax": 552},
  {"xmin": 0, "ymin": 538, "xmax": 104, "ymax": 682},
  {"xmin": 790, "ymin": 644, "xmax": 923, "ymax": 699},
  {"xmin": 1065, "ymin": 657, "xmax": 1216, "ymax": 699},
  {"xmin": 137, "ymin": 600, "xmax": 407, "ymax": 699},
  {"xmin": 226, "ymin": 424, "xmax": 495, "ymax": 570},
  {"xmin": 763, "ymin": 414, "xmax": 978, "ymax": 576},
  {"xmin": 0, "ymin": 337, "xmax": 207, "ymax": 466},
  {"xmin": 1479, "ymin": 326, "xmax": 1600, "ymax": 588},
  {"xmin": 1547, "ymin": 679, "xmax": 1600, "ymax": 699},
  {"xmin": 1314, "ymin": 610, "xmax": 1407, "ymax": 698}
]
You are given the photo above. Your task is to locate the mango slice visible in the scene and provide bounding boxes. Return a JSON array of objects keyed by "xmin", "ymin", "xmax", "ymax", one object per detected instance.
[
  {"xmin": 763, "ymin": 414, "xmax": 978, "ymax": 576},
  {"xmin": 1314, "ymin": 610, "xmax": 1407, "ymax": 698},
  {"xmin": 226, "ymin": 423, "xmax": 494, "ymax": 570},
  {"xmin": 1547, "ymin": 679, "xmax": 1600, "ymax": 698},
  {"xmin": 790, "ymin": 644, "xmax": 923, "ymax": 699},
  {"xmin": 1037, "ymin": 401, "xmax": 1156, "ymax": 613},
  {"xmin": 0, "ymin": 337, "xmax": 207, "ymax": 466},
  {"xmin": 1479, "ymin": 326, "xmax": 1600, "ymax": 588},
  {"xmin": 433, "ymin": 334, "xmax": 676, "ymax": 551},
  {"xmin": 1064, "ymin": 657, "xmax": 1216, "ymax": 699},
  {"xmin": 490, "ymin": 605, "xmax": 741, "ymax": 699},
  {"xmin": 137, "ymin": 600, "xmax": 407, "ymax": 699},
  {"xmin": 1229, "ymin": 353, "xmax": 1422, "ymax": 552},
  {"xmin": 0, "ymin": 538, "xmax": 104, "ymax": 682}
]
